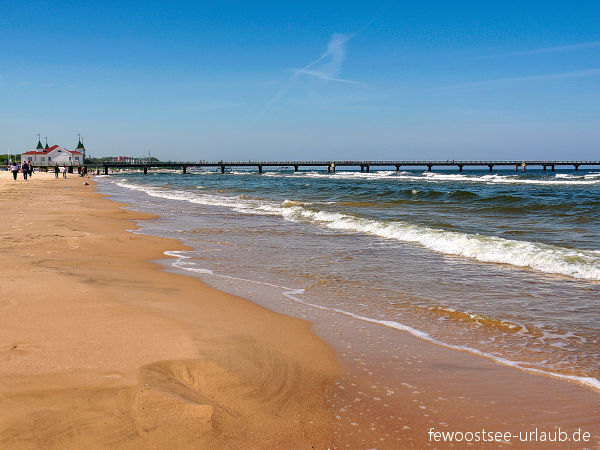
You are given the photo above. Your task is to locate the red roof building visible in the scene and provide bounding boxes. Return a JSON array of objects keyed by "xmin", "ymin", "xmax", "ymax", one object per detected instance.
[{"xmin": 22, "ymin": 141, "xmax": 84, "ymax": 166}]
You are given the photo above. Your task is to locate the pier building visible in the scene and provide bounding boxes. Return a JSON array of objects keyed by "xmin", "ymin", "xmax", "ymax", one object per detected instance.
[{"xmin": 22, "ymin": 138, "xmax": 84, "ymax": 166}]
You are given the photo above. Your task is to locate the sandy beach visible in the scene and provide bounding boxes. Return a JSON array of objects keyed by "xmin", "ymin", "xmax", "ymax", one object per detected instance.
[
  {"xmin": 0, "ymin": 171, "xmax": 339, "ymax": 448},
  {"xmin": 1, "ymin": 171, "xmax": 599, "ymax": 449}
]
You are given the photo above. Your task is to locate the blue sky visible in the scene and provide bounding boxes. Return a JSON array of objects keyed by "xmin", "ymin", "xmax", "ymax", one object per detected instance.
[{"xmin": 1, "ymin": 1, "xmax": 599, "ymax": 160}]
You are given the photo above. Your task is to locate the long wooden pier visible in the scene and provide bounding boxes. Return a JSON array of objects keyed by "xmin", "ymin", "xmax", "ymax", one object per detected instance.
[{"xmin": 90, "ymin": 160, "xmax": 600, "ymax": 175}]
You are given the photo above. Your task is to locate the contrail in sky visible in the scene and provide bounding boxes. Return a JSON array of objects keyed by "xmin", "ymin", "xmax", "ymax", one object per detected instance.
[
  {"xmin": 262, "ymin": 33, "xmax": 354, "ymax": 110},
  {"xmin": 258, "ymin": 4, "xmax": 391, "ymax": 116}
]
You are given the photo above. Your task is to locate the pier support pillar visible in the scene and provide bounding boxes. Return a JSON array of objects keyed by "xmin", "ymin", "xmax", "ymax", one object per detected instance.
[
  {"xmin": 543, "ymin": 165, "xmax": 547, "ymax": 171},
  {"xmin": 182, "ymin": 165, "xmax": 187, "ymax": 174},
  {"xmin": 551, "ymin": 165, "xmax": 555, "ymax": 172},
  {"xmin": 366, "ymin": 165, "xmax": 370, "ymax": 173},
  {"xmin": 221, "ymin": 165, "xmax": 225, "ymax": 174},
  {"xmin": 294, "ymin": 165, "xmax": 298, "ymax": 172},
  {"xmin": 360, "ymin": 165, "xmax": 364, "ymax": 172},
  {"xmin": 258, "ymin": 165, "xmax": 263, "ymax": 174},
  {"xmin": 143, "ymin": 166, "xmax": 148, "ymax": 175},
  {"xmin": 574, "ymin": 164, "xmax": 579, "ymax": 171},
  {"xmin": 427, "ymin": 164, "xmax": 432, "ymax": 172},
  {"xmin": 327, "ymin": 165, "xmax": 330, "ymax": 173},
  {"xmin": 104, "ymin": 165, "xmax": 108, "ymax": 175},
  {"xmin": 488, "ymin": 164, "xmax": 493, "ymax": 173},
  {"xmin": 458, "ymin": 165, "xmax": 463, "ymax": 172},
  {"xmin": 395, "ymin": 165, "xmax": 400, "ymax": 172}
]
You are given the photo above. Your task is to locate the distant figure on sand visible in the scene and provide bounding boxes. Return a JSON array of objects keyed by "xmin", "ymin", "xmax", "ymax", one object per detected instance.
[
  {"xmin": 54, "ymin": 165, "xmax": 59, "ymax": 178},
  {"xmin": 62, "ymin": 166, "xmax": 67, "ymax": 178},
  {"xmin": 21, "ymin": 161, "xmax": 29, "ymax": 180},
  {"xmin": 11, "ymin": 162, "xmax": 19, "ymax": 180},
  {"xmin": 28, "ymin": 163, "xmax": 33, "ymax": 178}
]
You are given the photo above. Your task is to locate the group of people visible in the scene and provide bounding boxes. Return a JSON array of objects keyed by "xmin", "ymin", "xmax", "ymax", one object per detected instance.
[
  {"xmin": 52, "ymin": 165, "xmax": 68, "ymax": 178},
  {"xmin": 52, "ymin": 165, "xmax": 88, "ymax": 178},
  {"xmin": 8, "ymin": 162, "xmax": 89, "ymax": 180},
  {"xmin": 9, "ymin": 161, "xmax": 34, "ymax": 180}
]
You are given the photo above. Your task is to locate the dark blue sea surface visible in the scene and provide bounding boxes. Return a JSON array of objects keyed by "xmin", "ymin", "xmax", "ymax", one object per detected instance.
[{"xmin": 97, "ymin": 168, "xmax": 600, "ymax": 388}]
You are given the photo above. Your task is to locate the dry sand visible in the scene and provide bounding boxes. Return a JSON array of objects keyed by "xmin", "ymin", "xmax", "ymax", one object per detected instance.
[{"xmin": 0, "ymin": 171, "xmax": 339, "ymax": 449}]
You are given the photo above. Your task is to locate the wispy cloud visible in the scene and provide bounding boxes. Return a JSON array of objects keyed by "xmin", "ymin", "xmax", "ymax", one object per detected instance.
[
  {"xmin": 17, "ymin": 81, "xmax": 29, "ymax": 86},
  {"xmin": 484, "ymin": 41, "xmax": 600, "ymax": 58},
  {"xmin": 439, "ymin": 68, "xmax": 600, "ymax": 90},
  {"xmin": 284, "ymin": 31, "xmax": 370, "ymax": 86},
  {"xmin": 260, "ymin": 5, "xmax": 389, "ymax": 116},
  {"xmin": 299, "ymin": 33, "xmax": 355, "ymax": 82},
  {"xmin": 42, "ymin": 82, "xmax": 54, "ymax": 87},
  {"xmin": 263, "ymin": 33, "xmax": 357, "ymax": 111}
]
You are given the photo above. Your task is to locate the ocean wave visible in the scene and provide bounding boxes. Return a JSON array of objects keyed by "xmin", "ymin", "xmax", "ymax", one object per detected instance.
[
  {"xmin": 276, "ymin": 207, "xmax": 600, "ymax": 280},
  {"xmin": 113, "ymin": 180, "xmax": 600, "ymax": 280},
  {"xmin": 258, "ymin": 170, "xmax": 600, "ymax": 185},
  {"xmin": 479, "ymin": 174, "xmax": 600, "ymax": 185},
  {"xmin": 420, "ymin": 172, "xmax": 600, "ymax": 185}
]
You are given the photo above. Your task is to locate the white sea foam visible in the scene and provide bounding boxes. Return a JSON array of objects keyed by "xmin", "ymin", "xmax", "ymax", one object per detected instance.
[
  {"xmin": 114, "ymin": 180, "xmax": 600, "ymax": 280},
  {"xmin": 264, "ymin": 170, "xmax": 600, "ymax": 185},
  {"xmin": 164, "ymin": 250, "xmax": 193, "ymax": 259},
  {"xmin": 165, "ymin": 251, "xmax": 600, "ymax": 392},
  {"xmin": 409, "ymin": 172, "xmax": 599, "ymax": 185}
]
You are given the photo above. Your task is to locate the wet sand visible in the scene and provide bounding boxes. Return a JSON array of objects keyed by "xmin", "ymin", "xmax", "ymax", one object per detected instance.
[{"xmin": 1, "ymin": 171, "xmax": 598, "ymax": 449}]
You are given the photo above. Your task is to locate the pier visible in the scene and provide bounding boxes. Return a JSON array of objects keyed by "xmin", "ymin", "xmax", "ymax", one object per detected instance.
[{"xmin": 86, "ymin": 160, "xmax": 600, "ymax": 175}]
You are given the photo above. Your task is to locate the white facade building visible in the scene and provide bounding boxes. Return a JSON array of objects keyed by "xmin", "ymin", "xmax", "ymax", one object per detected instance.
[{"xmin": 22, "ymin": 141, "xmax": 84, "ymax": 166}]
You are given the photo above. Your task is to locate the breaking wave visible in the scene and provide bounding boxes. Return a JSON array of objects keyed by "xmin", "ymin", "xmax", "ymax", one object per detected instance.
[{"xmin": 114, "ymin": 179, "xmax": 600, "ymax": 280}]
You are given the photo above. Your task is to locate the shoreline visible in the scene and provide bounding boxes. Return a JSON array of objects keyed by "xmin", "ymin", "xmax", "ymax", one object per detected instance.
[
  {"xmin": 162, "ymin": 250, "xmax": 600, "ymax": 391},
  {"xmin": 1, "ymin": 171, "xmax": 599, "ymax": 448},
  {"xmin": 100, "ymin": 174, "xmax": 600, "ymax": 447}
]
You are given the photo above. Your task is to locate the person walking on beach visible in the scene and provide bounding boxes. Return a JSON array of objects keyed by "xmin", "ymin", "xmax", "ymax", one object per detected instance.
[
  {"xmin": 28, "ymin": 163, "xmax": 34, "ymax": 178},
  {"xmin": 54, "ymin": 165, "xmax": 59, "ymax": 178},
  {"xmin": 21, "ymin": 161, "xmax": 29, "ymax": 180},
  {"xmin": 62, "ymin": 166, "xmax": 67, "ymax": 178},
  {"xmin": 11, "ymin": 162, "xmax": 19, "ymax": 180}
]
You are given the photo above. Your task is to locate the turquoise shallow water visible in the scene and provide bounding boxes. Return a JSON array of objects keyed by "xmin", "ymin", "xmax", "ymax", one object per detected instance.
[{"xmin": 97, "ymin": 168, "xmax": 600, "ymax": 388}]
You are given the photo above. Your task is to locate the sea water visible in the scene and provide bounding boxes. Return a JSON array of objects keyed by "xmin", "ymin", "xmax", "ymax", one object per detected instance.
[{"xmin": 96, "ymin": 168, "xmax": 600, "ymax": 389}]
